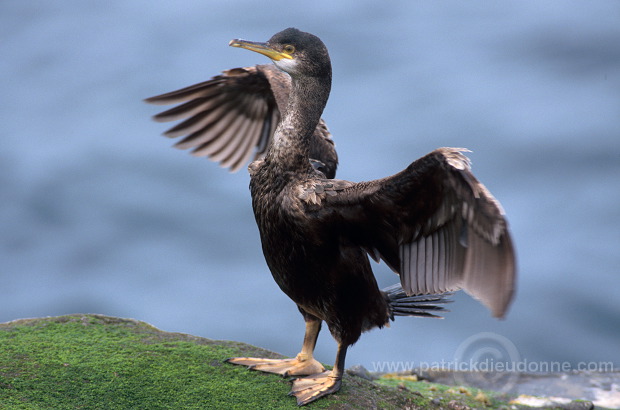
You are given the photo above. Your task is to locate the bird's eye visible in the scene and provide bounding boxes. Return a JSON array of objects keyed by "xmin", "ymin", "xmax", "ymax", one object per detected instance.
[{"xmin": 283, "ymin": 44, "xmax": 296, "ymax": 54}]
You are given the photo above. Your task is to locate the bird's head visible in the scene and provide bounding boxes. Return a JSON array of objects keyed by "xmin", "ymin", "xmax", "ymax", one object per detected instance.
[{"xmin": 230, "ymin": 28, "xmax": 331, "ymax": 79}]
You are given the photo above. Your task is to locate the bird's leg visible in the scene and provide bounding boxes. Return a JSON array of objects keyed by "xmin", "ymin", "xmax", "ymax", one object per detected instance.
[
  {"xmin": 226, "ymin": 317, "xmax": 325, "ymax": 376},
  {"xmin": 289, "ymin": 341, "xmax": 348, "ymax": 406}
]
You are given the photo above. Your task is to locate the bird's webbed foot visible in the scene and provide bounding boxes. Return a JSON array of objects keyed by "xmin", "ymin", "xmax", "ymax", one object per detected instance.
[
  {"xmin": 289, "ymin": 370, "xmax": 342, "ymax": 405},
  {"xmin": 226, "ymin": 354, "xmax": 325, "ymax": 377}
]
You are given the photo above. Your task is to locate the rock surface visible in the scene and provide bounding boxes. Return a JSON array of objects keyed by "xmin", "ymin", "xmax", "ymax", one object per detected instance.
[
  {"xmin": 0, "ymin": 314, "xmax": 608, "ymax": 409},
  {"xmin": 411, "ymin": 368, "xmax": 619, "ymax": 408}
]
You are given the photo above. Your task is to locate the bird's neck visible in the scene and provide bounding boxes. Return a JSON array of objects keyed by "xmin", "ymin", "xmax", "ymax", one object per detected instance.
[{"xmin": 266, "ymin": 74, "xmax": 331, "ymax": 172}]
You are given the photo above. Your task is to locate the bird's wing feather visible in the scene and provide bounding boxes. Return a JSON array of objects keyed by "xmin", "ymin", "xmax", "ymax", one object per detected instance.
[
  {"xmin": 145, "ymin": 66, "xmax": 277, "ymax": 172},
  {"xmin": 305, "ymin": 148, "xmax": 515, "ymax": 318},
  {"xmin": 145, "ymin": 65, "xmax": 338, "ymax": 176}
]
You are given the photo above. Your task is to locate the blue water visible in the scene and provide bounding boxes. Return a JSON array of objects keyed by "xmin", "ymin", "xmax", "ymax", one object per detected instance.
[{"xmin": 2, "ymin": 1, "xmax": 619, "ymax": 372}]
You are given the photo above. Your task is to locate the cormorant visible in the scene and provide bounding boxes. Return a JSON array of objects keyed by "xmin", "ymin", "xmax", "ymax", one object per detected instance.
[{"xmin": 146, "ymin": 28, "xmax": 516, "ymax": 406}]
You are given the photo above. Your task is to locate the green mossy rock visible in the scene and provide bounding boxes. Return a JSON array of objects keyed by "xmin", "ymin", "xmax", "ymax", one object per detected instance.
[
  {"xmin": 0, "ymin": 314, "xmax": 431, "ymax": 409},
  {"xmin": 5, "ymin": 314, "xmax": 589, "ymax": 409}
]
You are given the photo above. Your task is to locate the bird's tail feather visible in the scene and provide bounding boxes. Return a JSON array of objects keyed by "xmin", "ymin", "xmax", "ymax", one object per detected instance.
[{"xmin": 383, "ymin": 283, "xmax": 453, "ymax": 320}]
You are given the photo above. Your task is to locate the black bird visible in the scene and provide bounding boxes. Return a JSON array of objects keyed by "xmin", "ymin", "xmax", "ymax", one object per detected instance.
[{"xmin": 146, "ymin": 28, "xmax": 516, "ymax": 406}]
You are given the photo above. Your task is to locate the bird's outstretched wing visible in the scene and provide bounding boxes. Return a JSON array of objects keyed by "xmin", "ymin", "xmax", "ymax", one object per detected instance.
[
  {"xmin": 145, "ymin": 65, "xmax": 338, "ymax": 176},
  {"xmin": 301, "ymin": 148, "xmax": 516, "ymax": 318}
]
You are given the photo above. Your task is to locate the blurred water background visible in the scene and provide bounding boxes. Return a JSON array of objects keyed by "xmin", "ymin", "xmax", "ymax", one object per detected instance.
[{"xmin": 2, "ymin": 1, "xmax": 619, "ymax": 372}]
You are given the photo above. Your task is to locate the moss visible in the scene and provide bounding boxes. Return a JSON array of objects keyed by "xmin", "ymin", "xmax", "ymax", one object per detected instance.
[
  {"xmin": 1, "ymin": 315, "xmax": 299, "ymax": 409},
  {"xmin": 376, "ymin": 375, "xmax": 514, "ymax": 409}
]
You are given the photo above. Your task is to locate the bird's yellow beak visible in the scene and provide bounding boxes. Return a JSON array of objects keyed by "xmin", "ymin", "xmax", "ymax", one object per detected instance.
[{"xmin": 229, "ymin": 39, "xmax": 293, "ymax": 61}]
